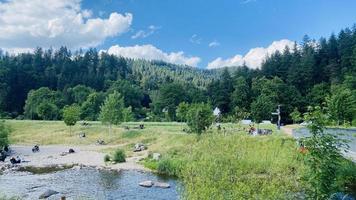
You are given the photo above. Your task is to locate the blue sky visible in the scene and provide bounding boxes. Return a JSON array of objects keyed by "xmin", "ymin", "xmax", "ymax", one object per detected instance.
[{"xmin": 0, "ymin": 0, "xmax": 356, "ymax": 69}]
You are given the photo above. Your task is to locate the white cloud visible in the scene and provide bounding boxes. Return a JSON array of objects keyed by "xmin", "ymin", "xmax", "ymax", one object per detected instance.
[
  {"xmin": 0, "ymin": 0, "xmax": 132, "ymax": 51},
  {"xmin": 131, "ymin": 25, "xmax": 160, "ymax": 39},
  {"xmin": 208, "ymin": 41, "xmax": 220, "ymax": 48},
  {"xmin": 240, "ymin": 0, "xmax": 257, "ymax": 4},
  {"xmin": 207, "ymin": 39, "xmax": 294, "ymax": 69},
  {"xmin": 190, "ymin": 34, "xmax": 202, "ymax": 44},
  {"xmin": 105, "ymin": 44, "xmax": 201, "ymax": 67}
]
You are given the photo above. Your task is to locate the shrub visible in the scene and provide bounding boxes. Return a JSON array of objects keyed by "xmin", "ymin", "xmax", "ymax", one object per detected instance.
[
  {"xmin": 186, "ymin": 103, "xmax": 213, "ymax": 134},
  {"xmin": 157, "ymin": 158, "xmax": 184, "ymax": 177},
  {"xmin": 302, "ymin": 106, "xmax": 348, "ymax": 199},
  {"xmin": 104, "ymin": 154, "xmax": 111, "ymax": 162},
  {"xmin": 335, "ymin": 160, "xmax": 356, "ymax": 196},
  {"xmin": 112, "ymin": 149, "xmax": 126, "ymax": 163}
]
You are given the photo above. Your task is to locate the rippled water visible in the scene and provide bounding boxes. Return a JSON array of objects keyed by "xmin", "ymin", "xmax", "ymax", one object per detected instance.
[
  {"xmin": 292, "ymin": 128, "xmax": 356, "ymax": 151},
  {"xmin": 0, "ymin": 168, "xmax": 179, "ymax": 200}
]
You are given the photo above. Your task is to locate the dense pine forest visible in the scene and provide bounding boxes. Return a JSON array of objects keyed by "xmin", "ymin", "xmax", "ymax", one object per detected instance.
[{"xmin": 0, "ymin": 26, "xmax": 355, "ymax": 125}]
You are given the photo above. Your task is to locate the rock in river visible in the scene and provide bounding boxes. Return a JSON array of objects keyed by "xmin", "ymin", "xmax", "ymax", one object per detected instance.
[
  {"xmin": 139, "ymin": 180, "xmax": 153, "ymax": 187},
  {"xmin": 154, "ymin": 182, "xmax": 170, "ymax": 188},
  {"xmin": 39, "ymin": 189, "xmax": 59, "ymax": 199}
]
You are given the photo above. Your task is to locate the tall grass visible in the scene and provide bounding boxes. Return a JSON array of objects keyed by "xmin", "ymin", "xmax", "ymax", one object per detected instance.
[{"xmin": 180, "ymin": 134, "xmax": 305, "ymax": 200}]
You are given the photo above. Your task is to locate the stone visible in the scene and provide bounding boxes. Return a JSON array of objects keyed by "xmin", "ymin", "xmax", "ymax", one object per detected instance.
[
  {"xmin": 154, "ymin": 182, "xmax": 170, "ymax": 188},
  {"xmin": 39, "ymin": 189, "xmax": 59, "ymax": 199},
  {"xmin": 96, "ymin": 139, "xmax": 105, "ymax": 145},
  {"xmin": 72, "ymin": 165, "xmax": 81, "ymax": 170},
  {"xmin": 133, "ymin": 143, "xmax": 146, "ymax": 152},
  {"xmin": 139, "ymin": 180, "xmax": 153, "ymax": 187},
  {"xmin": 152, "ymin": 153, "xmax": 161, "ymax": 161}
]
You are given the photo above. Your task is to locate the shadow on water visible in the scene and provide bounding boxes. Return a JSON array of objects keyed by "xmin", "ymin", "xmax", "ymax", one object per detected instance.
[{"xmin": 0, "ymin": 168, "xmax": 180, "ymax": 200}]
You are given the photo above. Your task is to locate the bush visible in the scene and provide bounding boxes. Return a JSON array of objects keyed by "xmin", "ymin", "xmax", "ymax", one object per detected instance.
[
  {"xmin": 186, "ymin": 103, "xmax": 213, "ymax": 134},
  {"xmin": 104, "ymin": 154, "xmax": 111, "ymax": 162},
  {"xmin": 112, "ymin": 149, "xmax": 126, "ymax": 163},
  {"xmin": 335, "ymin": 160, "xmax": 356, "ymax": 196},
  {"xmin": 157, "ymin": 158, "xmax": 184, "ymax": 177}
]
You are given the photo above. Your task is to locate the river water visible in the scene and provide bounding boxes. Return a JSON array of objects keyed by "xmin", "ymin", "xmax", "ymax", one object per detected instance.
[
  {"xmin": 0, "ymin": 168, "xmax": 180, "ymax": 200},
  {"xmin": 292, "ymin": 127, "xmax": 356, "ymax": 161}
]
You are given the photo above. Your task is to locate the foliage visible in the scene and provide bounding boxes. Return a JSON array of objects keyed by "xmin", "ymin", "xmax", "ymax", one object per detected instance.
[
  {"xmin": 181, "ymin": 134, "xmax": 304, "ymax": 200},
  {"xmin": 230, "ymin": 76, "xmax": 250, "ymax": 111},
  {"xmin": 37, "ymin": 101, "xmax": 59, "ymax": 120},
  {"xmin": 67, "ymin": 85, "xmax": 95, "ymax": 105},
  {"xmin": 23, "ymin": 87, "xmax": 62, "ymax": 120},
  {"xmin": 104, "ymin": 154, "xmax": 111, "ymax": 162},
  {"xmin": 0, "ymin": 121, "xmax": 9, "ymax": 149},
  {"xmin": 335, "ymin": 160, "xmax": 356, "ymax": 196},
  {"xmin": 80, "ymin": 92, "xmax": 105, "ymax": 121},
  {"xmin": 157, "ymin": 83, "xmax": 187, "ymax": 121},
  {"xmin": 290, "ymin": 107, "xmax": 302, "ymax": 124},
  {"xmin": 326, "ymin": 85, "xmax": 355, "ymax": 125},
  {"xmin": 302, "ymin": 106, "xmax": 348, "ymax": 199},
  {"xmin": 112, "ymin": 148, "xmax": 126, "ymax": 163},
  {"xmin": 207, "ymin": 68, "xmax": 233, "ymax": 114},
  {"xmin": 176, "ymin": 102, "xmax": 190, "ymax": 122},
  {"xmin": 62, "ymin": 104, "xmax": 80, "ymax": 134},
  {"xmin": 186, "ymin": 103, "xmax": 213, "ymax": 134},
  {"xmin": 157, "ymin": 158, "xmax": 184, "ymax": 177},
  {"xmin": 122, "ymin": 106, "xmax": 134, "ymax": 122},
  {"xmin": 99, "ymin": 91, "xmax": 125, "ymax": 133},
  {"xmin": 250, "ymin": 94, "xmax": 274, "ymax": 123}
]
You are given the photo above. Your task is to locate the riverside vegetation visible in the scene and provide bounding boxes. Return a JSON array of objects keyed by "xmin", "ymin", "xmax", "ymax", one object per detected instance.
[{"xmin": 2, "ymin": 115, "xmax": 355, "ymax": 199}]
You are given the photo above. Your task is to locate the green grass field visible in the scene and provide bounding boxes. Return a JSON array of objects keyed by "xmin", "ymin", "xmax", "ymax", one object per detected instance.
[{"xmin": 5, "ymin": 120, "xmax": 282, "ymax": 149}]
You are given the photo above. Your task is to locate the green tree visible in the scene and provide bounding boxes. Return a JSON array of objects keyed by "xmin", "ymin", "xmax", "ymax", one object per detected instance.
[
  {"xmin": 24, "ymin": 87, "xmax": 58, "ymax": 119},
  {"xmin": 306, "ymin": 83, "xmax": 330, "ymax": 106},
  {"xmin": 0, "ymin": 121, "xmax": 9, "ymax": 149},
  {"xmin": 176, "ymin": 102, "xmax": 190, "ymax": 122},
  {"xmin": 122, "ymin": 106, "xmax": 134, "ymax": 122},
  {"xmin": 80, "ymin": 92, "xmax": 105, "ymax": 121},
  {"xmin": 230, "ymin": 76, "xmax": 250, "ymax": 111},
  {"xmin": 250, "ymin": 94, "xmax": 274, "ymax": 123},
  {"xmin": 290, "ymin": 107, "xmax": 302, "ymax": 124},
  {"xmin": 158, "ymin": 83, "xmax": 187, "ymax": 121},
  {"xmin": 326, "ymin": 85, "xmax": 355, "ymax": 125},
  {"xmin": 187, "ymin": 103, "xmax": 213, "ymax": 134},
  {"xmin": 68, "ymin": 85, "xmax": 95, "ymax": 105},
  {"xmin": 63, "ymin": 104, "xmax": 80, "ymax": 135},
  {"xmin": 99, "ymin": 91, "xmax": 124, "ymax": 134},
  {"xmin": 37, "ymin": 101, "xmax": 59, "ymax": 120},
  {"xmin": 302, "ymin": 106, "xmax": 347, "ymax": 199}
]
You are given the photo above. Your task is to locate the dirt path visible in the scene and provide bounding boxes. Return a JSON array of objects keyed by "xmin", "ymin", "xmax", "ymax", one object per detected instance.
[
  {"xmin": 281, "ymin": 126, "xmax": 294, "ymax": 136},
  {"xmin": 1, "ymin": 145, "xmax": 149, "ymax": 172}
]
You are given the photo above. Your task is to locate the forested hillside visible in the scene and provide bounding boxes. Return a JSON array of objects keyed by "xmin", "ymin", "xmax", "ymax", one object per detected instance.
[
  {"xmin": 0, "ymin": 25, "xmax": 355, "ymax": 125},
  {"xmin": 0, "ymin": 49, "xmax": 216, "ymax": 119}
]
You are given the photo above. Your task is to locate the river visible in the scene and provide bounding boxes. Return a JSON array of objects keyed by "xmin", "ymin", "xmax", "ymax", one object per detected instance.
[
  {"xmin": 0, "ymin": 168, "xmax": 179, "ymax": 200},
  {"xmin": 292, "ymin": 127, "xmax": 356, "ymax": 161}
]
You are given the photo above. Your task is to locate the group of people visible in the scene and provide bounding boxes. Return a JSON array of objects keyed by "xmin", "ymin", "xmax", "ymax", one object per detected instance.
[
  {"xmin": 0, "ymin": 144, "xmax": 40, "ymax": 164},
  {"xmin": 0, "ymin": 145, "xmax": 19, "ymax": 164}
]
